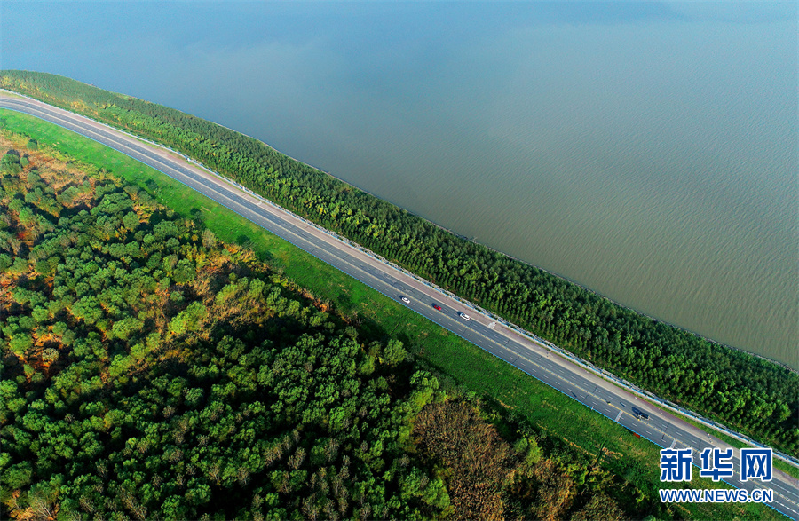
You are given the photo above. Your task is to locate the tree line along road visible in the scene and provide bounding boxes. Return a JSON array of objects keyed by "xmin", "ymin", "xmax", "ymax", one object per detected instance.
[{"xmin": 1, "ymin": 93, "xmax": 796, "ymax": 520}]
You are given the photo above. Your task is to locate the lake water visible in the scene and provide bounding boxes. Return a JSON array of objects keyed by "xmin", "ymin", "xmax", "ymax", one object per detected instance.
[{"xmin": 2, "ymin": 2, "xmax": 796, "ymax": 369}]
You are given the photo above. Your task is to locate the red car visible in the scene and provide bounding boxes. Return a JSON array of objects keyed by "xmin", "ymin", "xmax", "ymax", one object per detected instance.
[{"xmin": 433, "ymin": 304, "xmax": 442, "ymax": 311}]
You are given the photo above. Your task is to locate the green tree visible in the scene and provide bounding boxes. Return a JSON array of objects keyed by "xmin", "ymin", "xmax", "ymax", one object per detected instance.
[{"xmin": 1, "ymin": 150, "xmax": 21, "ymax": 175}]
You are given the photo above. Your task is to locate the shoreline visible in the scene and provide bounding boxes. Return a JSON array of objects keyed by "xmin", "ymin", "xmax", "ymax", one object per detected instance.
[{"xmin": 1, "ymin": 94, "xmax": 796, "ymax": 467}]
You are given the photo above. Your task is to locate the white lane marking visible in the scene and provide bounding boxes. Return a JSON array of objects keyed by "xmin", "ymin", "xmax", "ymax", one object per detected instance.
[{"xmin": 9, "ymin": 99, "xmax": 799, "ymax": 519}]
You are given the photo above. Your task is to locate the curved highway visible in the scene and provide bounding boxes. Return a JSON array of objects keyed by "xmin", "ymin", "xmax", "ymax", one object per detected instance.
[{"xmin": 1, "ymin": 94, "xmax": 796, "ymax": 519}]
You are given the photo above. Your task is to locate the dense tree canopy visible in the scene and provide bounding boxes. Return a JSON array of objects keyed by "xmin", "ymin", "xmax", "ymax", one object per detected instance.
[{"xmin": 0, "ymin": 141, "xmax": 449, "ymax": 519}]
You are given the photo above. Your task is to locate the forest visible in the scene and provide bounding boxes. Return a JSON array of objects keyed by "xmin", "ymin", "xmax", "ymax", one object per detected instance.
[
  {"xmin": 2, "ymin": 70, "xmax": 794, "ymax": 458},
  {"xmin": 0, "ymin": 132, "xmax": 668, "ymax": 519}
]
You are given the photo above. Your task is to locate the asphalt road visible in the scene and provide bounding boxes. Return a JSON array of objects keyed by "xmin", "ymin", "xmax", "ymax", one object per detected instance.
[{"xmin": 1, "ymin": 94, "xmax": 796, "ymax": 519}]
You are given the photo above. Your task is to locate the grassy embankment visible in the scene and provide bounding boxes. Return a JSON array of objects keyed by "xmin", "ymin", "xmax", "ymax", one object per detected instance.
[{"xmin": 0, "ymin": 108, "xmax": 783, "ymax": 520}]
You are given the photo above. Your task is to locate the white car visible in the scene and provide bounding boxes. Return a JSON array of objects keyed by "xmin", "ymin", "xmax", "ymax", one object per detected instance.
[
  {"xmin": 459, "ymin": 312, "xmax": 471, "ymax": 321},
  {"xmin": 401, "ymin": 296, "xmax": 410, "ymax": 304}
]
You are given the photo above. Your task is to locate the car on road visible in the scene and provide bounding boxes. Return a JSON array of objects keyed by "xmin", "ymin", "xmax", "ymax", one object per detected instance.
[
  {"xmin": 401, "ymin": 296, "xmax": 410, "ymax": 304},
  {"xmin": 459, "ymin": 312, "xmax": 471, "ymax": 321},
  {"xmin": 433, "ymin": 304, "xmax": 442, "ymax": 311},
  {"xmin": 632, "ymin": 407, "xmax": 649, "ymax": 420}
]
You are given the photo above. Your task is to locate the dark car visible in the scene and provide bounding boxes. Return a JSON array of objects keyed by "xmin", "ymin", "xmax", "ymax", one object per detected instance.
[
  {"xmin": 433, "ymin": 304, "xmax": 442, "ymax": 311},
  {"xmin": 632, "ymin": 407, "xmax": 649, "ymax": 420}
]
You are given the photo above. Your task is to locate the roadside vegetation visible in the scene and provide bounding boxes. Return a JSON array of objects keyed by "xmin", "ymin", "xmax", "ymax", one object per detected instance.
[
  {"xmin": 0, "ymin": 134, "xmax": 500, "ymax": 519},
  {"xmin": 0, "ymin": 111, "xmax": 783, "ymax": 520},
  {"xmin": 2, "ymin": 70, "xmax": 795, "ymax": 459}
]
